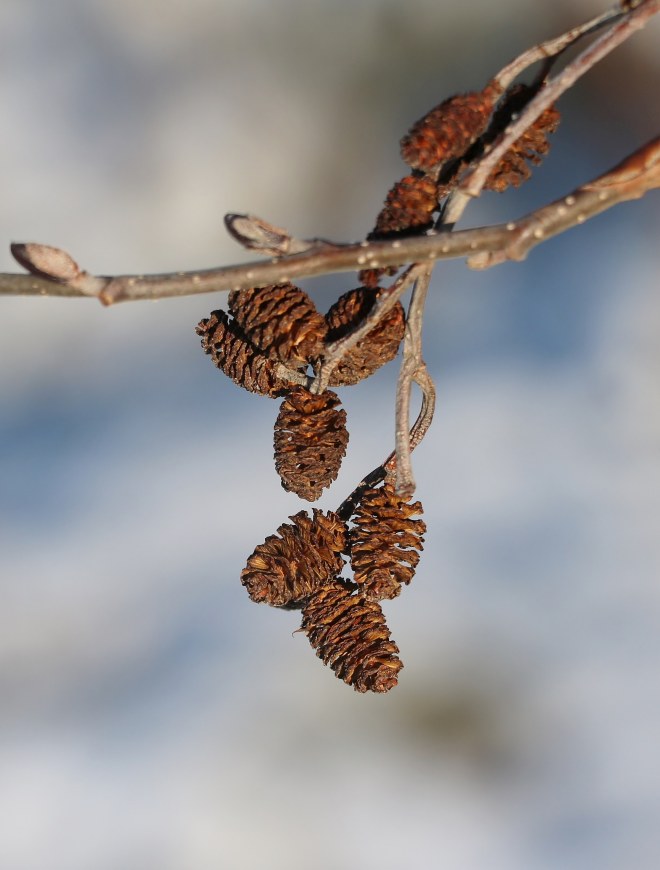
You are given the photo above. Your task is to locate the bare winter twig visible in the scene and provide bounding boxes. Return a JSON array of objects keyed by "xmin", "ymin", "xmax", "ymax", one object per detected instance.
[
  {"xmin": 1, "ymin": 2, "xmax": 657, "ymax": 306},
  {"xmin": 444, "ymin": 0, "xmax": 660, "ymax": 225},
  {"xmin": 390, "ymin": 268, "xmax": 434, "ymax": 498},
  {"xmin": 1, "ymin": 133, "xmax": 656, "ymax": 305}
]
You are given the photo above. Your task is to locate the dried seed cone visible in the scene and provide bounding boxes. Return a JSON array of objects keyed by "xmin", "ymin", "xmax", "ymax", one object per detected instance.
[
  {"xmin": 349, "ymin": 483, "xmax": 426, "ymax": 600},
  {"xmin": 241, "ymin": 509, "xmax": 347, "ymax": 607},
  {"xmin": 196, "ymin": 310, "xmax": 291, "ymax": 397},
  {"xmin": 301, "ymin": 584, "xmax": 403, "ymax": 693},
  {"xmin": 370, "ymin": 174, "xmax": 440, "ymax": 238},
  {"xmin": 274, "ymin": 387, "xmax": 349, "ymax": 501},
  {"xmin": 228, "ymin": 283, "xmax": 327, "ymax": 365},
  {"xmin": 484, "ymin": 101, "xmax": 561, "ymax": 193},
  {"xmin": 400, "ymin": 89, "xmax": 496, "ymax": 173},
  {"xmin": 324, "ymin": 287, "xmax": 405, "ymax": 386}
]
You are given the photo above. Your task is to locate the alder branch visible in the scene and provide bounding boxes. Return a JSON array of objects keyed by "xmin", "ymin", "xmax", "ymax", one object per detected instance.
[
  {"xmin": 335, "ymin": 359, "xmax": 436, "ymax": 521},
  {"xmin": 492, "ymin": 6, "xmax": 624, "ymax": 92},
  {"xmin": 3, "ymin": 134, "xmax": 658, "ymax": 304},
  {"xmin": 468, "ymin": 135, "xmax": 660, "ymax": 268},
  {"xmin": 444, "ymin": 0, "xmax": 660, "ymax": 225},
  {"xmin": 0, "ymin": 1, "xmax": 657, "ymax": 308}
]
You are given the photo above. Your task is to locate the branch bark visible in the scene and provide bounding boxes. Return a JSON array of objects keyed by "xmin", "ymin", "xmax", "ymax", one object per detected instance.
[
  {"xmin": 2, "ymin": 135, "xmax": 657, "ymax": 304},
  {"xmin": 0, "ymin": 1, "xmax": 657, "ymax": 306}
]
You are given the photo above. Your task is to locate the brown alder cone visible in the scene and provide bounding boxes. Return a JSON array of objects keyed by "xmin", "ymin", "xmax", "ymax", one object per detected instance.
[
  {"xmin": 300, "ymin": 583, "xmax": 403, "ymax": 693},
  {"xmin": 369, "ymin": 174, "xmax": 440, "ymax": 238},
  {"xmin": 274, "ymin": 386, "xmax": 349, "ymax": 501},
  {"xmin": 484, "ymin": 100, "xmax": 561, "ymax": 192},
  {"xmin": 400, "ymin": 86, "xmax": 499, "ymax": 174},
  {"xmin": 241, "ymin": 509, "xmax": 347, "ymax": 607},
  {"xmin": 324, "ymin": 286, "xmax": 406, "ymax": 386},
  {"xmin": 196, "ymin": 310, "xmax": 291, "ymax": 397},
  {"xmin": 228, "ymin": 283, "xmax": 327, "ymax": 365},
  {"xmin": 349, "ymin": 483, "xmax": 426, "ymax": 600}
]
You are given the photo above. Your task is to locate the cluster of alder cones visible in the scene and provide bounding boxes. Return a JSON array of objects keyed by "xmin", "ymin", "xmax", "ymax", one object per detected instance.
[
  {"xmin": 197, "ymin": 73, "xmax": 560, "ymax": 692},
  {"xmin": 196, "ymin": 281, "xmax": 424, "ymax": 693}
]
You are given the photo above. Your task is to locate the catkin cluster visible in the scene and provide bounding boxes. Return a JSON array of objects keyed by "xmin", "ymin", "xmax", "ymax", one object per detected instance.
[
  {"xmin": 197, "ymin": 66, "xmax": 562, "ymax": 692},
  {"xmin": 360, "ymin": 77, "xmax": 560, "ymax": 285},
  {"xmin": 197, "ymin": 282, "xmax": 405, "ymax": 501},
  {"xmin": 240, "ymin": 483, "xmax": 424, "ymax": 693},
  {"xmin": 197, "ymin": 282, "xmax": 413, "ymax": 690}
]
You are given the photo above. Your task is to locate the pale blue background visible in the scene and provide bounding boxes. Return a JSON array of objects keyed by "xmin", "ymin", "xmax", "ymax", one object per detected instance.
[{"xmin": 1, "ymin": 2, "xmax": 659, "ymax": 868}]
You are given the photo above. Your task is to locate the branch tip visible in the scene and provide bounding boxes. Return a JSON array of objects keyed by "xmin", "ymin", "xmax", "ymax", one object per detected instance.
[{"xmin": 11, "ymin": 242, "xmax": 82, "ymax": 284}]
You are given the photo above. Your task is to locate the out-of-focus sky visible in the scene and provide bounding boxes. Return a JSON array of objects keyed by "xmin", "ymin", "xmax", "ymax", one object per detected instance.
[{"xmin": 1, "ymin": 2, "xmax": 659, "ymax": 869}]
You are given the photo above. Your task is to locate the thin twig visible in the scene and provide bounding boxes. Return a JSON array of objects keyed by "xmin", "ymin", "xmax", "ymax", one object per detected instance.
[
  {"xmin": 492, "ymin": 6, "xmax": 624, "ymax": 92},
  {"xmin": 335, "ymin": 360, "xmax": 436, "ymax": 521},
  {"xmin": 467, "ymin": 135, "xmax": 660, "ymax": 268},
  {"xmin": 1, "ymin": 4, "xmax": 657, "ymax": 305},
  {"xmin": 444, "ymin": 0, "xmax": 660, "ymax": 225},
  {"xmin": 391, "ymin": 267, "xmax": 433, "ymax": 498},
  {"xmin": 3, "ymin": 134, "xmax": 657, "ymax": 308}
]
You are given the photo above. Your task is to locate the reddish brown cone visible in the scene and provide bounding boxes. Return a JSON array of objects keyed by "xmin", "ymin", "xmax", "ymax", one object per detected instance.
[
  {"xmin": 484, "ymin": 97, "xmax": 561, "ymax": 192},
  {"xmin": 196, "ymin": 310, "xmax": 292, "ymax": 397},
  {"xmin": 301, "ymin": 583, "xmax": 403, "ymax": 693},
  {"xmin": 349, "ymin": 483, "xmax": 426, "ymax": 600},
  {"xmin": 241, "ymin": 510, "xmax": 347, "ymax": 608},
  {"xmin": 274, "ymin": 387, "xmax": 349, "ymax": 501},
  {"xmin": 324, "ymin": 286, "xmax": 405, "ymax": 386},
  {"xmin": 400, "ymin": 87, "xmax": 498, "ymax": 174},
  {"xmin": 370, "ymin": 174, "xmax": 440, "ymax": 238},
  {"xmin": 228, "ymin": 283, "xmax": 327, "ymax": 365}
]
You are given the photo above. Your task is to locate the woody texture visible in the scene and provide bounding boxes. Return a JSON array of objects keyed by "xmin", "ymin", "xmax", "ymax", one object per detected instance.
[
  {"xmin": 273, "ymin": 386, "xmax": 349, "ymax": 501},
  {"xmin": 196, "ymin": 309, "xmax": 291, "ymax": 397},
  {"xmin": 349, "ymin": 483, "xmax": 426, "ymax": 601},
  {"xmin": 300, "ymin": 584, "xmax": 403, "ymax": 693},
  {"xmin": 400, "ymin": 86, "xmax": 500, "ymax": 175},
  {"xmin": 324, "ymin": 286, "xmax": 406, "ymax": 386},
  {"xmin": 241, "ymin": 509, "xmax": 347, "ymax": 608},
  {"xmin": 228, "ymin": 282, "xmax": 327, "ymax": 365},
  {"xmin": 4, "ymin": 3, "xmax": 658, "ymax": 693}
]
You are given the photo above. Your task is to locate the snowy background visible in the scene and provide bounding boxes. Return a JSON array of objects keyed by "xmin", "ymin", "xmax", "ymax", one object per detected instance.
[{"xmin": 1, "ymin": 1, "xmax": 659, "ymax": 868}]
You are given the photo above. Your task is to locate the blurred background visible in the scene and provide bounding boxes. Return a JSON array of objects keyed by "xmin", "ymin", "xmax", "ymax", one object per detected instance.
[{"xmin": 1, "ymin": 1, "xmax": 659, "ymax": 868}]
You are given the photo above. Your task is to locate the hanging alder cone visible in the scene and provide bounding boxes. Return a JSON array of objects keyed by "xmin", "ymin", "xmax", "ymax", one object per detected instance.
[
  {"xmin": 484, "ymin": 89, "xmax": 561, "ymax": 192},
  {"xmin": 400, "ymin": 85, "xmax": 500, "ymax": 174},
  {"xmin": 324, "ymin": 286, "xmax": 406, "ymax": 387},
  {"xmin": 349, "ymin": 482, "xmax": 426, "ymax": 600},
  {"xmin": 358, "ymin": 176, "xmax": 452, "ymax": 287},
  {"xmin": 369, "ymin": 174, "xmax": 441, "ymax": 238},
  {"xmin": 301, "ymin": 583, "xmax": 403, "ymax": 693},
  {"xmin": 241, "ymin": 509, "xmax": 347, "ymax": 608},
  {"xmin": 228, "ymin": 283, "xmax": 327, "ymax": 365},
  {"xmin": 196, "ymin": 310, "xmax": 292, "ymax": 398},
  {"xmin": 274, "ymin": 386, "xmax": 349, "ymax": 501}
]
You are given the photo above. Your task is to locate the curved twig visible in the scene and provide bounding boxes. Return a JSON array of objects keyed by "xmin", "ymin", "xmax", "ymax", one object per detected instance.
[{"xmin": 390, "ymin": 268, "xmax": 434, "ymax": 498}]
